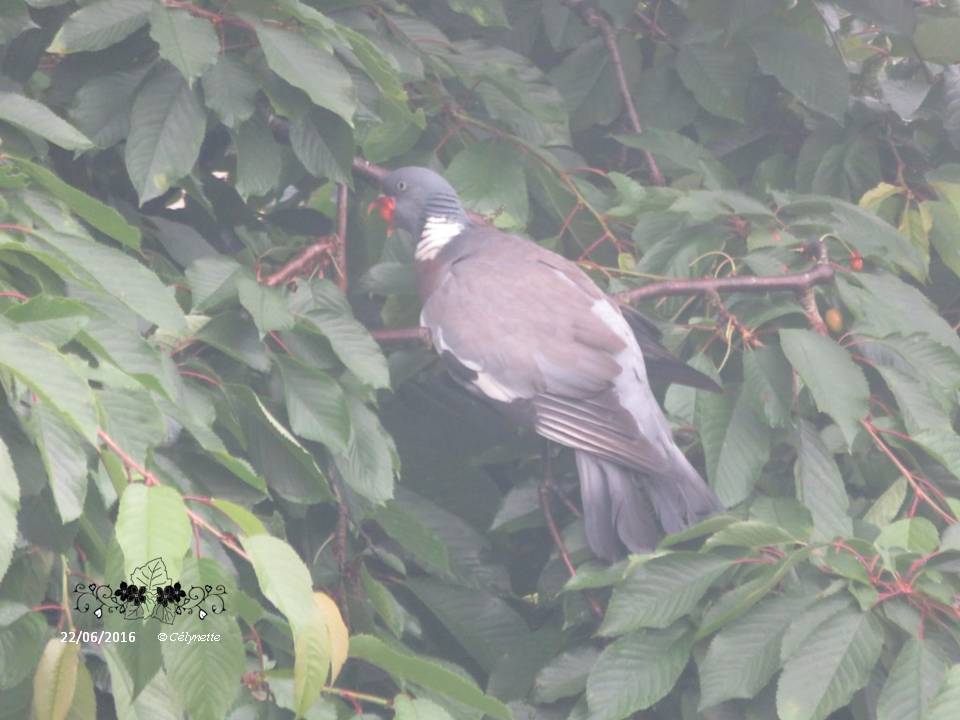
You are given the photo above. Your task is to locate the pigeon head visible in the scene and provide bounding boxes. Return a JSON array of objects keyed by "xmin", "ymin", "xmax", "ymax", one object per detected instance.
[{"xmin": 370, "ymin": 167, "xmax": 468, "ymax": 243}]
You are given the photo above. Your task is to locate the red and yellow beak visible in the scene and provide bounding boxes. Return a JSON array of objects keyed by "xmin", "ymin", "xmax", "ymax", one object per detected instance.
[{"xmin": 367, "ymin": 195, "xmax": 396, "ymax": 236}]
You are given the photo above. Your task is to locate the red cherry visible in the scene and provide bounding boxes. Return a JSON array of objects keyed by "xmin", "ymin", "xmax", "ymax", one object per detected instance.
[{"xmin": 849, "ymin": 251, "xmax": 863, "ymax": 272}]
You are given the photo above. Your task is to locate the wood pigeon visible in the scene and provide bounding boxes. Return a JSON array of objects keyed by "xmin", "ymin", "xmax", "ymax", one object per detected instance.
[{"xmin": 370, "ymin": 167, "xmax": 724, "ymax": 560}]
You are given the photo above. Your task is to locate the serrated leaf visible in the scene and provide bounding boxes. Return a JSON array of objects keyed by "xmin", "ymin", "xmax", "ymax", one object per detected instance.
[
  {"xmin": 8, "ymin": 157, "xmax": 141, "ymax": 249},
  {"xmin": 776, "ymin": 609, "xmax": 883, "ymax": 720},
  {"xmin": 35, "ymin": 230, "xmax": 186, "ymax": 332},
  {"xmin": 742, "ymin": 346, "xmax": 792, "ymax": 427},
  {"xmin": 236, "ymin": 276, "xmax": 294, "ymax": 337},
  {"xmin": 200, "ymin": 56, "xmax": 259, "ymax": 129},
  {"xmin": 696, "ymin": 383, "xmax": 770, "ymax": 506},
  {"xmin": 927, "ymin": 665, "xmax": 960, "ymax": 720},
  {"xmin": 446, "ymin": 141, "xmax": 528, "ymax": 229},
  {"xmin": 32, "ymin": 639, "xmax": 79, "ymax": 720},
  {"xmin": 406, "ymin": 578, "xmax": 529, "ymax": 673},
  {"xmin": 333, "ymin": 395, "xmax": 396, "ymax": 504},
  {"xmin": 148, "ymin": 5, "xmax": 219, "ymax": 83},
  {"xmin": 161, "ymin": 559, "xmax": 243, "ymax": 720},
  {"xmin": 277, "ymin": 356, "xmax": 351, "ymax": 454},
  {"xmin": 233, "ymin": 116, "xmax": 283, "ymax": 199},
  {"xmin": 48, "ymin": 0, "xmax": 150, "ymax": 53},
  {"xmin": 115, "ymin": 484, "xmax": 191, "ymax": 581},
  {"xmin": 586, "ymin": 623, "xmax": 693, "ymax": 720},
  {"xmin": 252, "ymin": 20, "xmax": 355, "ymax": 124},
  {"xmin": 876, "ymin": 637, "xmax": 948, "ymax": 720},
  {"xmin": 875, "ymin": 517, "xmax": 939, "ymax": 554},
  {"xmin": 0, "ymin": 329, "xmax": 98, "ymax": 443},
  {"xmin": 289, "ymin": 108, "xmax": 354, "ymax": 187},
  {"xmin": 32, "ymin": 404, "xmax": 89, "ymax": 524},
  {"xmin": 394, "ymin": 696, "xmax": 455, "ymax": 720},
  {"xmin": 348, "ymin": 634, "xmax": 511, "ymax": 720},
  {"xmin": 0, "ymin": 93, "xmax": 92, "ymax": 151},
  {"xmin": 780, "ymin": 329, "xmax": 869, "ymax": 450},
  {"xmin": 0, "ymin": 437, "xmax": 19, "ymax": 584},
  {"xmin": 794, "ymin": 421, "xmax": 853, "ymax": 541},
  {"xmin": 699, "ymin": 595, "xmax": 813, "ymax": 708},
  {"xmin": 600, "ymin": 553, "xmax": 730, "ymax": 636},
  {"xmin": 533, "ymin": 647, "xmax": 598, "ymax": 702},
  {"xmin": 125, "ymin": 64, "xmax": 206, "ymax": 204},
  {"xmin": 208, "ymin": 499, "xmax": 267, "ymax": 537},
  {"xmin": 676, "ymin": 40, "xmax": 751, "ymax": 121},
  {"xmin": 748, "ymin": 28, "xmax": 848, "ymax": 123}
]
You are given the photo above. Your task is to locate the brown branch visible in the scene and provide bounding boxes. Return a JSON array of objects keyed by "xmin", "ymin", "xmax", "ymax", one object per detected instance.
[
  {"xmin": 263, "ymin": 236, "xmax": 334, "ymax": 287},
  {"xmin": 538, "ymin": 449, "xmax": 604, "ymax": 620},
  {"xmin": 615, "ymin": 240, "xmax": 834, "ymax": 304},
  {"xmin": 352, "ymin": 157, "xmax": 388, "ymax": 182},
  {"xmin": 370, "ymin": 327, "xmax": 432, "ymax": 345},
  {"xmin": 560, "ymin": 0, "xmax": 664, "ymax": 186},
  {"xmin": 800, "ymin": 287, "xmax": 829, "ymax": 336},
  {"xmin": 335, "ymin": 184, "xmax": 349, "ymax": 292}
]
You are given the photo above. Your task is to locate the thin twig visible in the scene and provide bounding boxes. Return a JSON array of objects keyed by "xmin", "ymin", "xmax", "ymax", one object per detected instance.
[
  {"xmin": 615, "ymin": 240, "xmax": 833, "ymax": 304},
  {"xmin": 263, "ymin": 236, "xmax": 334, "ymax": 287},
  {"xmin": 335, "ymin": 184, "xmax": 349, "ymax": 292},
  {"xmin": 560, "ymin": 0, "xmax": 664, "ymax": 185},
  {"xmin": 538, "ymin": 449, "xmax": 604, "ymax": 620}
]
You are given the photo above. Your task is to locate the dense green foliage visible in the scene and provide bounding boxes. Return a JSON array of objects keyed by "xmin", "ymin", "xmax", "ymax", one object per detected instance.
[{"xmin": 1, "ymin": 0, "xmax": 960, "ymax": 719}]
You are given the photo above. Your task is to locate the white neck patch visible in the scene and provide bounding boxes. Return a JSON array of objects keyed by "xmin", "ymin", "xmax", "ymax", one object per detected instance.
[{"xmin": 416, "ymin": 216, "xmax": 464, "ymax": 261}]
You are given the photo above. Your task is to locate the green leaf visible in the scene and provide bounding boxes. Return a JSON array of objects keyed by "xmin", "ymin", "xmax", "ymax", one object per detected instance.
[
  {"xmin": 794, "ymin": 421, "xmax": 853, "ymax": 541},
  {"xmin": 201, "ymin": 56, "xmax": 260, "ymax": 129},
  {"xmin": 780, "ymin": 329, "xmax": 869, "ymax": 450},
  {"xmin": 615, "ymin": 129, "xmax": 728, "ymax": 189},
  {"xmin": 0, "ymin": 93, "xmax": 92, "ymax": 151},
  {"xmin": 70, "ymin": 66, "xmax": 149, "ymax": 149},
  {"xmin": 696, "ymin": 383, "xmax": 770, "ymax": 506},
  {"xmin": 348, "ymin": 635, "xmax": 511, "ymax": 720},
  {"xmin": 160, "ymin": 559, "xmax": 244, "ymax": 720},
  {"xmin": 875, "ymin": 364, "xmax": 952, "ymax": 435},
  {"xmin": 876, "ymin": 637, "xmax": 948, "ymax": 720},
  {"xmin": 233, "ymin": 116, "xmax": 283, "ymax": 199},
  {"xmin": 446, "ymin": 141, "xmax": 529, "ymax": 229},
  {"xmin": 32, "ymin": 404, "xmax": 89, "ymax": 524},
  {"xmin": 405, "ymin": 578, "xmax": 529, "ymax": 673},
  {"xmin": 699, "ymin": 595, "xmax": 812, "ymax": 708},
  {"xmin": 125, "ymin": 64, "xmax": 207, "ymax": 204},
  {"xmin": 0, "ymin": 437, "xmax": 18, "ymax": 583},
  {"xmin": 115, "ymin": 484, "xmax": 191, "ymax": 581},
  {"xmin": 776, "ymin": 609, "xmax": 884, "ymax": 720},
  {"xmin": 373, "ymin": 501, "xmax": 452, "ymax": 575},
  {"xmin": 445, "ymin": 0, "xmax": 508, "ymax": 27},
  {"xmin": 676, "ymin": 39, "xmax": 752, "ymax": 121},
  {"xmin": 32, "ymin": 639, "xmax": 79, "ymax": 720},
  {"xmin": 913, "ymin": 16, "xmax": 960, "ymax": 64},
  {"xmin": 98, "ymin": 388, "xmax": 165, "ymax": 468},
  {"xmin": 8, "ymin": 157, "xmax": 141, "ymax": 249},
  {"xmin": 277, "ymin": 356, "xmax": 351, "ymax": 454},
  {"xmin": 208, "ymin": 498, "xmax": 267, "ymax": 537},
  {"xmin": 66, "ymin": 658, "xmax": 97, "ymax": 720},
  {"xmin": 586, "ymin": 623, "xmax": 693, "ymax": 720},
  {"xmin": 911, "ymin": 429, "xmax": 960, "ymax": 483},
  {"xmin": 875, "ymin": 517, "xmax": 940, "ymax": 555},
  {"xmin": 927, "ymin": 200, "xmax": 960, "ymax": 278},
  {"xmin": 748, "ymin": 28, "xmax": 849, "ymax": 123},
  {"xmin": 863, "ymin": 476, "xmax": 908, "ymax": 528},
  {"xmin": 533, "ymin": 647, "xmax": 599, "ymax": 703},
  {"xmin": 927, "ymin": 665, "xmax": 960, "ymax": 720},
  {"xmin": 35, "ymin": 230, "xmax": 186, "ymax": 332},
  {"xmin": 333, "ymin": 395, "xmax": 396, "ymax": 504},
  {"xmin": 294, "ymin": 281, "xmax": 390, "ymax": 389},
  {"xmin": 0, "ymin": 609, "xmax": 48, "ymax": 690},
  {"xmin": 289, "ymin": 108, "xmax": 354, "ymax": 187},
  {"xmin": 742, "ymin": 346, "xmax": 792, "ymax": 428},
  {"xmin": 0, "ymin": 329, "xmax": 98, "ymax": 444},
  {"xmin": 242, "ymin": 534, "xmax": 315, "ymax": 626},
  {"xmin": 394, "ymin": 696, "xmax": 455, "ymax": 720},
  {"xmin": 48, "ymin": 0, "xmax": 151, "ymax": 53},
  {"xmin": 236, "ymin": 276, "xmax": 294, "ymax": 337},
  {"xmin": 600, "ymin": 553, "xmax": 730, "ymax": 636},
  {"xmin": 252, "ymin": 20, "xmax": 355, "ymax": 124},
  {"xmin": 148, "ymin": 5, "xmax": 219, "ymax": 83},
  {"xmin": 704, "ymin": 520, "xmax": 802, "ymax": 549}
]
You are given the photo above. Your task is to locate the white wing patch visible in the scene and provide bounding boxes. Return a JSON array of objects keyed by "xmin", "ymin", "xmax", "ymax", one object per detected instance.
[
  {"xmin": 416, "ymin": 216, "xmax": 464, "ymax": 261},
  {"xmin": 429, "ymin": 321, "xmax": 521, "ymax": 402}
]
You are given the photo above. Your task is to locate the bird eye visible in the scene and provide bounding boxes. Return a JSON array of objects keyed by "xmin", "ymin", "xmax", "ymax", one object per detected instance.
[{"xmin": 396, "ymin": 180, "xmax": 407, "ymax": 192}]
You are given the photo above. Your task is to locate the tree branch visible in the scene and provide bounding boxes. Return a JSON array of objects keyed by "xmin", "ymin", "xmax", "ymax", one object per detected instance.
[
  {"xmin": 560, "ymin": 0, "xmax": 664, "ymax": 186},
  {"xmin": 263, "ymin": 235, "xmax": 334, "ymax": 287},
  {"xmin": 335, "ymin": 183, "xmax": 349, "ymax": 292},
  {"xmin": 613, "ymin": 240, "xmax": 833, "ymax": 304}
]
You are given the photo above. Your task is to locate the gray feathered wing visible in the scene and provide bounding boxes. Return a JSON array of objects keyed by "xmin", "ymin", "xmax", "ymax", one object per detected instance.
[{"xmin": 420, "ymin": 232, "xmax": 722, "ymax": 558}]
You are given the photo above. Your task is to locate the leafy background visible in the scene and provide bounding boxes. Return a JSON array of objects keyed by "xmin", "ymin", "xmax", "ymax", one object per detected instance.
[{"xmin": 1, "ymin": 1, "xmax": 960, "ymax": 719}]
